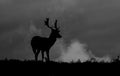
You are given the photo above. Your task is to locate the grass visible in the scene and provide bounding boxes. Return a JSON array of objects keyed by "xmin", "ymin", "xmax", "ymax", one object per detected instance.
[{"xmin": 0, "ymin": 57, "xmax": 120, "ymax": 64}]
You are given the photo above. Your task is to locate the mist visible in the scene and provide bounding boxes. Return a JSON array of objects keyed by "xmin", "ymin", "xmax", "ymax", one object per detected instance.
[{"xmin": 56, "ymin": 39, "xmax": 112, "ymax": 63}]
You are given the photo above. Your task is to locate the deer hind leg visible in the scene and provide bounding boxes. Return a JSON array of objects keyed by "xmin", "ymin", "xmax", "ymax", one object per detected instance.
[
  {"xmin": 32, "ymin": 48, "xmax": 36, "ymax": 55},
  {"xmin": 32, "ymin": 48, "xmax": 38, "ymax": 61},
  {"xmin": 35, "ymin": 50, "xmax": 40, "ymax": 61}
]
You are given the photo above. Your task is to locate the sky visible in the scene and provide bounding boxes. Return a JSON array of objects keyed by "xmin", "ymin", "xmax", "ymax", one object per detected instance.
[{"xmin": 0, "ymin": 0, "xmax": 120, "ymax": 61}]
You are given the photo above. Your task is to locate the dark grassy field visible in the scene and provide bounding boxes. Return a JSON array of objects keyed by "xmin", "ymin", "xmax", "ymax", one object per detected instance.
[{"xmin": 0, "ymin": 59, "xmax": 119, "ymax": 76}]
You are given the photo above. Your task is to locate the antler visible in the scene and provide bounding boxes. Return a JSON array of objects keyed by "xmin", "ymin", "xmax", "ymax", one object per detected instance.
[
  {"xmin": 44, "ymin": 18, "xmax": 53, "ymax": 29},
  {"xmin": 44, "ymin": 18, "xmax": 60, "ymax": 30},
  {"xmin": 54, "ymin": 19, "xmax": 60, "ymax": 30}
]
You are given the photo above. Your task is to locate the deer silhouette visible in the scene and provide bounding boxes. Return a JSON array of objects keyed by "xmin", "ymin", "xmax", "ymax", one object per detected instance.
[{"xmin": 31, "ymin": 18, "xmax": 62, "ymax": 61}]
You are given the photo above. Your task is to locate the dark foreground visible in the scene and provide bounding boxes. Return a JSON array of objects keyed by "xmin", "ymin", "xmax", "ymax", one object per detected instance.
[{"xmin": 0, "ymin": 59, "xmax": 119, "ymax": 76}]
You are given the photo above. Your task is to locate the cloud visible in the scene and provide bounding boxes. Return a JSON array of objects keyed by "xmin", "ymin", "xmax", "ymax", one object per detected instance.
[
  {"xmin": 0, "ymin": 0, "xmax": 12, "ymax": 3},
  {"xmin": 0, "ymin": 0, "xmax": 120, "ymax": 60},
  {"xmin": 0, "ymin": 0, "xmax": 81, "ymax": 23},
  {"xmin": 29, "ymin": 21, "xmax": 42, "ymax": 35},
  {"xmin": 0, "ymin": 21, "xmax": 42, "ymax": 59}
]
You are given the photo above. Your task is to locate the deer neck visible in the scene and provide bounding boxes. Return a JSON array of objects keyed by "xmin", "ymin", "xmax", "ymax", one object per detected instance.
[{"xmin": 49, "ymin": 33, "xmax": 57, "ymax": 44}]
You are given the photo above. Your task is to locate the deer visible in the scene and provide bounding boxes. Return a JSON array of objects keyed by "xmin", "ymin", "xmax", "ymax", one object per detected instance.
[{"xmin": 31, "ymin": 18, "xmax": 62, "ymax": 62}]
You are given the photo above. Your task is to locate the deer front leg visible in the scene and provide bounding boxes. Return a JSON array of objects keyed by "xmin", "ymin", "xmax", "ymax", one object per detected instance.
[
  {"xmin": 41, "ymin": 51, "xmax": 44, "ymax": 62},
  {"xmin": 35, "ymin": 54, "xmax": 38, "ymax": 61},
  {"xmin": 46, "ymin": 51, "xmax": 50, "ymax": 61}
]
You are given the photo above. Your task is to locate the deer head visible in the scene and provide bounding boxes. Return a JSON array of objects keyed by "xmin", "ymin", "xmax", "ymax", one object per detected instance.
[{"xmin": 44, "ymin": 18, "xmax": 62, "ymax": 38}]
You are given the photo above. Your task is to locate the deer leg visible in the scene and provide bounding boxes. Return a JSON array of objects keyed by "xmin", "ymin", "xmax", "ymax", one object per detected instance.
[
  {"xmin": 32, "ymin": 48, "xmax": 37, "ymax": 61},
  {"xmin": 35, "ymin": 54, "xmax": 38, "ymax": 61},
  {"xmin": 35, "ymin": 50, "xmax": 40, "ymax": 61},
  {"xmin": 41, "ymin": 51, "xmax": 44, "ymax": 62},
  {"xmin": 46, "ymin": 51, "xmax": 50, "ymax": 61}
]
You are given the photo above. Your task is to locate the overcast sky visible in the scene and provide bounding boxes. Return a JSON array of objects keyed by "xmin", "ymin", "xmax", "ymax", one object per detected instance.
[{"xmin": 0, "ymin": 0, "xmax": 120, "ymax": 60}]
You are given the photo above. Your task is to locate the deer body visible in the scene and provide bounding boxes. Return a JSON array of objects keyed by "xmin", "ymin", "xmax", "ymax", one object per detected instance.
[
  {"xmin": 31, "ymin": 36, "xmax": 56, "ymax": 51},
  {"xmin": 31, "ymin": 18, "xmax": 62, "ymax": 61}
]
